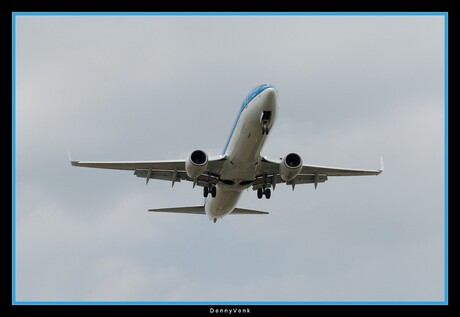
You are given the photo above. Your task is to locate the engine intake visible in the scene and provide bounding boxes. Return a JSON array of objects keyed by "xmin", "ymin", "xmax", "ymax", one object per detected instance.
[
  {"xmin": 280, "ymin": 153, "xmax": 303, "ymax": 181},
  {"xmin": 186, "ymin": 150, "xmax": 208, "ymax": 179}
]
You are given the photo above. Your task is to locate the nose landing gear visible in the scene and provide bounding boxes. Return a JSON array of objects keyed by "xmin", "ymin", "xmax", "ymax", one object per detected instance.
[{"xmin": 261, "ymin": 111, "xmax": 272, "ymax": 135}]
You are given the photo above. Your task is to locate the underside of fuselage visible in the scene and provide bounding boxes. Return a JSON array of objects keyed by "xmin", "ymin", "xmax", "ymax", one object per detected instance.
[{"xmin": 204, "ymin": 86, "xmax": 278, "ymax": 221}]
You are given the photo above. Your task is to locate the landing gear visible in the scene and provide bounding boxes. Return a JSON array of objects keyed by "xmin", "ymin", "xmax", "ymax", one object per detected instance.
[
  {"xmin": 213, "ymin": 218, "xmax": 217, "ymax": 223},
  {"xmin": 265, "ymin": 188, "xmax": 271, "ymax": 199},
  {"xmin": 257, "ymin": 188, "xmax": 263, "ymax": 199},
  {"xmin": 204, "ymin": 186, "xmax": 217, "ymax": 198},
  {"xmin": 261, "ymin": 111, "xmax": 272, "ymax": 135},
  {"xmin": 257, "ymin": 187, "xmax": 271, "ymax": 199}
]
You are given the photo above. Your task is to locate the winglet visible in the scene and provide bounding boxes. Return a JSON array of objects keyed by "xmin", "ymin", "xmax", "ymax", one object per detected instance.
[
  {"xmin": 67, "ymin": 148, "xmax": 78, "ymax": 166},
  {"xmin": 379, "ymin": 156, "xmax": 384, "ymax": 173}
]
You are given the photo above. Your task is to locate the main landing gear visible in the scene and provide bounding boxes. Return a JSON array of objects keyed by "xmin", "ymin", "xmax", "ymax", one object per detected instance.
[
  {"xmin": 257, "ymin": 187, "xmax": 271, "ymax": 199},
  {"xmin": 203, "ymin": 186, "xmax": 217, "ymax": 198}
]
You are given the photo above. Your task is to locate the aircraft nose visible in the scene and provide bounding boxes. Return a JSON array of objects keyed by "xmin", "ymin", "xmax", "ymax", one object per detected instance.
[{"xmin": 262, "ymin": 87, "xmax": 278, "ymax": 110}]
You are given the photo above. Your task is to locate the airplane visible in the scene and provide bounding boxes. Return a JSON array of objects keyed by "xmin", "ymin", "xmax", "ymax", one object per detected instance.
[{"xmin": 71, "ymin": 84, "xmax": 383, "ymax": 223}]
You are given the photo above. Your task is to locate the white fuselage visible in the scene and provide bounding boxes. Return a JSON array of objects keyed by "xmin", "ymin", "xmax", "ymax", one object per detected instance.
[{"xmin": 204, "ymin": 87, "xmax": 278, "ymax": 220}]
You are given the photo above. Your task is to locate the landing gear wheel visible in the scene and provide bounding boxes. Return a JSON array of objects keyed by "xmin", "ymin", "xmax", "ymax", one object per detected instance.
[
  {"xmin": 211, "ymin": 186, "xmax": 217, "ymax": 198},
  {"xmin": 213, "ymin": 218, "xmax": 217, "ymax": 223},
  {"xmin": 203, "ymin": 187, "xmax": 209, "ymax": 198},
  {"xmin": 257, "ymin": 188, "xmax": 263, "ymax": 199},
  {"xmin": 265, "ymin": 188, "xmax": 271, "ymax": 199}
]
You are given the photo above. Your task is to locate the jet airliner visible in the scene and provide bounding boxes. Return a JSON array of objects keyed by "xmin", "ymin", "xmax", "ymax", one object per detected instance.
[{"xmin": 71, "ymin": 84, "xmax": 382, "ymax": 223}]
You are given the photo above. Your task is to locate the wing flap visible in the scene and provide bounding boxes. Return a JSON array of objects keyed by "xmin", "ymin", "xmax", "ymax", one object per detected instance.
[
  {"xmin": 134, "ymin": 170, "xmax": 219, "ymax": 187},
  {"xmin": 287, "ymin": 174, "xmax": 328, "ymax": 185},
  {"xmin": 134, "ymin": 170, "xmax": 186, "ymax": 183}
]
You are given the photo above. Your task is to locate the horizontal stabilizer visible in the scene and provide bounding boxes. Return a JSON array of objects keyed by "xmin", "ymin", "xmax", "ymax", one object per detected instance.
[
  {"xmin": 148, "ymin": 206, "xmax": 205, "ymax": 214},
  {"xmin": 148, "ymin": 206, "xmax": 268, "ymax": 215},
  {"xmin": 231, "ymin": 208, "xmax": 269, "ymax": 215}
]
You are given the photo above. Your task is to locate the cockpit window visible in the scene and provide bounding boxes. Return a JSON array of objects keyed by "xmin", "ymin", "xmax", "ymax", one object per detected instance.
[{"xmin": 240, "ymin": 84, "xmax": 273, "ymax": 110}]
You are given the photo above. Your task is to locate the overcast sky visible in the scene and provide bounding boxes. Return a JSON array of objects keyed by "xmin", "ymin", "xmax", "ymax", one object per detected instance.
[{"xmin": 15, "ymin": 15, "xmax": 445, "ymax": 302}]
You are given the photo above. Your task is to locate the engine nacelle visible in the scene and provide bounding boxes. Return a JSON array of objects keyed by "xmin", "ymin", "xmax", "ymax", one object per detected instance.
[
  {"xmin": 186, "ymin": 150, "xmax": 208, "ymax": 179},
  {"xmin": 280, "ymin": 153, "xmax": 303, "ymax": 181}
]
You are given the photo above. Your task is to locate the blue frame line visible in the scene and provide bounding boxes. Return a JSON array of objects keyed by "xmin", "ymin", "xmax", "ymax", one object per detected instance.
[
  {"xmin": 12, "ymin": 12, "xmax": 17, "ymax": 305},
  {"xmin": 13, "ymin": 300, "xmax": 447, "ymax": 305},
  {"xmin": 443, "ymin": 13, "xmax": 448, "ymax": 304},
  {"xmin": 13, "ymin": 12, "xmax": 447, "ymax": 17},
  {"xmin": 11, "ymin": 12, "xmax": 448, "ymax": 305}
]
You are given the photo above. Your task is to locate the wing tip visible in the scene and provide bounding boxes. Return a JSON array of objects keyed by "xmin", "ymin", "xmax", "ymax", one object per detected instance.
[{"xmin": 67, "ymin": 148, "xmax": 78, "ymax": 166}]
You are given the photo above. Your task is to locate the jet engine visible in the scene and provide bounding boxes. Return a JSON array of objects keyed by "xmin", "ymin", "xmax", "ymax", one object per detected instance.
[
  {"xmin": 280, "ymin": 153, "xmax": 303, "ymax": 181},
  {"xmin": 185, "ymin": 150, "xmax": 208, "ymax": 179}
]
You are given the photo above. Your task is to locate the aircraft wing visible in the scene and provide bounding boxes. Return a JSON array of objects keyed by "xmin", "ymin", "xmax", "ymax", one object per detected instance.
[
  {"xmin": 253, "ymin": 156, "xmax": 382, "ymax": 190},
  {"xmin": 298, "ymin": 164, "xmax": 383, "ymax": 176},
  {"xmin": 71, "ymin": 159, "xmax": 185, "ymax": 171},
  {"xmin": 71, "ymin": 156, "xmax": 227, "ymax": 187}
]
